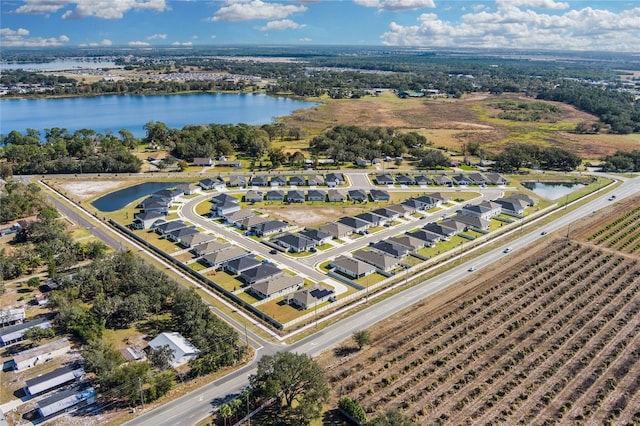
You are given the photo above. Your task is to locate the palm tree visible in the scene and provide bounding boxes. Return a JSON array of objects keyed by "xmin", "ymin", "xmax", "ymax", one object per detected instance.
[{"xmin": 218, "ymin": 403, "xmax": 232, "ymax": 426}]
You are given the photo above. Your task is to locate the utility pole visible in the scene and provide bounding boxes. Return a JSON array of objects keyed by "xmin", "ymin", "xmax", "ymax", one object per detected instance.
[{"xmin": 138, "ymin": 377, "xmax": 145, "ymax": 411}]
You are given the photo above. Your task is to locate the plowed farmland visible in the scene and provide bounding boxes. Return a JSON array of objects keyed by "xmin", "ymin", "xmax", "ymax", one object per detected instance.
[{"xmin": 322, "ymin": 196, "xmax": 640, "ymax": 425}]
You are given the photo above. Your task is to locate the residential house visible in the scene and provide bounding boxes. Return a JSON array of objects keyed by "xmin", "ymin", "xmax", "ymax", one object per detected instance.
[
  {"xmin": 395, "ymin": 174, "xmax": 416, "ymax": 185},
  {"xmin": 432, "ymin": 175, "xmax": 453, "ymax": 186},
  {"xmin": 325, "ymin": 173, "xmax": 345, "ymax": 187},
  {"xmin": 353, "ymin": 249, "xmax": 400, "ymax": 272},
  {"xmin": 327, "ymin": 189, "xmax": 347, "ymax": 202},
  {"xmin": 375, "ymin": 173, "xmax": 394, "ymax": 185},
  {"xmin": 355, "ymin": 158, "xmax": 369, "ymax": 168},
  {"xmin": 240, "ymin": 263, "xmax": 282, "ymax": 284},
  {"xmin": 120, "ymin": 347, "xmax": 146, "ymax": 363},
  {"xmin": 423, "ymin": 222, "xmax": 457, "ymax": 239},
  {"xmin": 26, "ymin": 365, "xmax": 84, "ymax": 396},
  {"xmin": 152, "ymin": 188, "xmax": 183, "ymax": 201},
  {"xmin": 371, "ymin": 207, "xmax": 399, "ymax": 221},
  {"xmin": 166, "ymin": 226, "xmax": 199, "ymax": 243},
  {"xmin": 414, "ymin": 175, "xmax": 433, "ymax": 185},
  {"xmin": 387, "ymin": 203, "xmax": 413, "ymax": 217},
  {"xmin": 286, "ymin": 190, "xmax": 305, "ymax": 203},
  {"xmin": 249, "ymin": 275, "xmax": 303, "ymax": 300},
  {"xmin": 154, "ymin": 220, "xmax": 189, "ymax": 236},
  {"xmin": 212, "ymin": 193, "xmax": 237, "ymax": 205},
  {"xmin": 37, "ymin": 387, "xmax": 96, "ymax": 419},
  {"xmin": 201, "ymin": 247, "xmax": 248, "ymax": 268},
  {"xmin": 0, "ymin": 308, "xmax": 25, "ymax": 327},
  {"xmin": 355, "ymin": 212, "xmax": 386, "ymax": 227},
  {"xmin": 1, "ymin": 318, "xmax": 52, "ymax": 346},
  {"xmin": 331, "ymin": 256, "xmax": 376, "ymax": 279},
  {"xmin": 238, "ymin": 215, "xmax": 269, "ymax": 231},
  {"xmin": 227, "ymin": 175, "xmax": 247, "ymax": 188},
  {"xmin": 318, "ymin": 222, "xmax": 353, "ymax": 239},
  {"xmin": 199, "ymin": 178, "xmax": 220, "ymax": 190},
  {"xmin": 148, "ymin": 332, "xmax": 200, "ymax": 367},
  {"xmin": 244, "ymin": 190, "xmax": 263, "ymax": 203},
  {"xmin": 440, "ymin": 219, "xmax": 467, "ymax": 233},
  {"xmin": 338, "ymin": 217, "xmax": 371, "ymax": 234},
  {"xmin": 407, "ymin": 229, "xmax": 441, "ymax": 246},
  {"xmin": 216, "ymin": 161, "xmax": 242, "ymax": 169},
  {"xmin": 193, "ymin": 157, "xmax": 213, "ymax": 166},
  {"xmin": 225, "ymin": 255, "xmax": 262, "ymax": 275},
  {"xmin": 461, "ymin": 200, "xmax": 502, "ymax": 220},
  {"xmin": 176, "ymin": 183, "xmax": 199, "ymax": 195},
  {"xmin": 11, "ymin": 338, "xmax": 70, "ymax": 371},
  {"xmin": 370, "ymin": 240, "xmax": 409, "ymax": 258},
  {"xmin": 402, "ymin": 198, "xmax": 427, "ymax": 212},
  {"xmin": 387, "ymin": 235, "xmax": 425, "ymax": 252},
  {"xmin": 454, "ymin": 214, "xmax": 491, "ymax": 231},
  {"xmin": 369, "ymin": 189, "xmax": 390, "ymax": 201},
  {"xmin": 212, "ymin": 200, "xmax": 241, "ymax": 217},
  {"xmin": 289, "ymin": 175, "xmax": 306, "ymax": 187},
  {"xmin": 250, "ymin": 175, "xmax": 268, "ymax": 186},
  {"xmin": 307, "ymin": 189, "xmax": 326, "ymax": 202},
  {"xmin": 138, "ymin": 197, "xmax": 171, "ymax": 215},
  {"xmin": 506, "ymin": 193, "xmax": 538, "ymax": 206},
  {"xmin": 307, "ymin": 175, "xmax": 325, "ymax": 186},
  {"xmin": 288, "ymin": 285, "xmax": 335, "ymax": 310},
  {"xmin": 486, "ymin": 172, "xmax": 508, "ymax": 185},
  {"xmin": 272, "ymin": 233, "xmax": 316, "ymax": 253},
  {"xmin": 265, "ymin": 190, "xmax": 285, "ymax": 201},
  {"xmin": 348, "ymin": 189, "xmax": 368, "ymax": 202},
  {"xmin": 452, "ymin": 174, "xmax": 472, "ymax": 186},
  {"xmin": 468, "ymin": 173, "xmax": 488, "ymax": 185},
  {"xmin": 414, "ymin": 195, "xmax": 441, "ymax": 209},
  {"xmin": 251, "ymin": 220, "xmax": 288, "ymax": 237},
  {"xmin": 270, "ymin": 176, "xmax": 287, "ymax": 187},
  {"xmin": 192, "ymin": 240, "xmax": 231, "ymax": 257},
  {"xmin": 299, "ymin": 228, "xmax": 332, "ymax": 245},
  {"xmin": 224, "ymin": 209, "xmax": 254, "ymax": 224},
  {"xmin": 428, "ymin": 192, "xmax": 451, "ymax": 204}
]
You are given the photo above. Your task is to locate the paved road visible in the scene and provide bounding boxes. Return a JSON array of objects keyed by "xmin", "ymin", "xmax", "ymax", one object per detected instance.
[{"xmin": 125, "ymin": 172, "xmax": 639, "ymax": 426}]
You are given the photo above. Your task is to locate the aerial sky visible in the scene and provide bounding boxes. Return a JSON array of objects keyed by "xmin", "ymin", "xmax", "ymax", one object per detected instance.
[{"xmin": 1, "ymin": 0, "xmax": 640, "ymax": 52}]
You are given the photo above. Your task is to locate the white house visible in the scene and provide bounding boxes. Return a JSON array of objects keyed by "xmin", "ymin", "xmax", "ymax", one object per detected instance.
[
  {"xmin": 148, "ymin": 332, "xmax": 200, "ymax": 368},
  {"xmin": 11, "ymin": 338, "xmax": 71, "ymax": 371}
]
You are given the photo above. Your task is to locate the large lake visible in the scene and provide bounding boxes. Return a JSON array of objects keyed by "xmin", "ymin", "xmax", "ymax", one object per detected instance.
[{"xmin": 1, "ymin": 93, "xmax": 318, "ymax": 137}]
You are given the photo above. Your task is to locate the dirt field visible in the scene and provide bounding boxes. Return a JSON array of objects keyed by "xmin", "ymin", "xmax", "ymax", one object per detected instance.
[
  {"xmin": 283, "ymin": 92, "xmax": 635, "ymax": 159},
  {"xmin": 257, "ymin": 204, "xmax": 373, "ymax": 227},
  {"xmin": 319, "ymin": 194, "xmax": 640, "ymax": 425}
]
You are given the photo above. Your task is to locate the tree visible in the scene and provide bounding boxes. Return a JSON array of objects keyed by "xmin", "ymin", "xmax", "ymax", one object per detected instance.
[
  {"xmin": 148, "ymin": 344, "xmax": 174, "ymax": 371},
  {"xmin": 249, "ymin": 351, "xmax": 328, "ymax": 424},
  {"xmin": 368, "ymin": 408, "xmax": 415, "ymax": 426},
  {"xmin": 218, "ymin": 403, "xmax": 233, "ymax": 426},
  {"xmin": 352, "ymin": 330, "xmax": 371, "ymax": 350},
  {"xmin": 24, "ymin": 326, "xmax": 55, "ymax": 342},
  {"xmin": 177, "ymin": 160, "xmax": 188, "ymax": 172}
]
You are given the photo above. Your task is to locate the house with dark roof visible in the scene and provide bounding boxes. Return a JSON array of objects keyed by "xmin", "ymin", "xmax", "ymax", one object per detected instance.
[
  {"xmin": 486, "ymin": 172, "xmax": 508, "ymax": 185},
  {"xmin": 353, "ymin": 249, "xmax": 399, "ymax": 272},
  {"xmin": 307, "ymin": 175, "xmax": 325, "ymax": 186},
  {"xmin": 288, "ymin": 285, "xmax": 335, "ymax": 310},
  {"xmin": 132, "ymin": 211, "xmax": 165, "ymax": 229},
  {"xmin": 318, "ymin": 222, "xmax": 353, "ymax": 239},
  {"xmin": 154, "ymin": 220, "xmax": 189, "ymax": 236},
  {"xmin": 387, "ymin": 235, "xmax": 425, "ymax": 252},
  {"xmin": 299, "ymin": 228, "xmax": 332, "ymax": 245},
  {"xmin": 225, "ymin": 255, "xmax": 262, "ymax": 275},
  {"xmin": 506, "ymin": 193, "xmax": 538, "ymax": 206},
  {"xmin": 327, "ymin": 189, "xmax": 347, "ymax": 202},
  {"xmin": 138, "ymin": 197, "xmax": 171, "ymax": 214},
  {"xmin": 201, "ymin": 247, "xmax": 248, "ymax": 268},
  {"xmin": 307, "ymin": 189, "xmax": 326, "ymax": 202},
  {"xmin": 338, "ymin": 216, "xmax": 371, "ymax": 233},
  {"xmin": 250, "ymin": 175, "xmax": 268, "ymax": 186},
  {"xmin": 1, "ymin": 318, "xmax": 52, "ymax": 347},
  {"xmin": 176, "ymin": 183, "xmax": 199, "ymax": 195},
  {"xmin": 270, "ymin": 176, "xmax": 287, "ymax": 187},
  {"xmin": 37, "ymin": 386, "xmax": 96, "ymax": 419},
  {"xmin": 192, "ymin": 240, "xmax": 231, "ymax": 257},
  {"xmin": 432, "ymin": 174, "xmax": 453, "ymax": 186},
  {"xmin": 289, "ymin": 175, "xmax": 306, "ymax": 186},
  {"xmin": 152, "ymin": 188, "xmax": 183, "ymax": 201},
  {"xmin": 193, "ymin": 157, "xmax": 213, "ymax": 166},
  {"xmin": 244, "ymin": 190, "xmax": 263, "ymax": 203},
  {"xmin": 369, "ymin": 189, "xmax": 390, "ymax": 201},
  {"xmin": 239, "ymin": 215, "xmax": 269, "ymax": 230},
  {"xmin": 375, "ymin": 173, "xmax": 394, "ymax": 185},
  {"xmin": 440, "ymin": 219, "xmax": 467, "ymax": 233},
  {"xmin": 407, "ymin": 229, "xmax": 441, "ymax": 246},
  {"xmin": 251, "ymin": 220, "xmax": 288, "ymax": 236},
  {"xmin": 211, "ymin": 193, "xmax": 237, "ymax": 205},
  {"xmin": 371, "ymin": 207, "xmax": 399, "ymax": 221},
  {"xmin": 468, "ymin": 173, "xmax": 488, "ymax": 185},
  {"xmin": 249, "ymin": 275, "xmax": 303, "ymax": 300},
  {"xmin": 414, "ymin": 175, "xmax": 433, "ymax": 185},
  {"xmin": 199, "ymin": 178, "xmax": 221, "ymax": 190},
  {"xmin": 241, "ymin": 263, "xmax": 282, "ymax": 284},
  {"xmin": 265, "ymin": 190, "xmax": 285, "ymax": 201},
  {"xmin": 387, "ymin": 204, "xmax": 413, "ymax": 217},
  {"xmin": 348, "ymin": 189, "xmax": 368, "ymax": 202},
  {"xmin": 454, "ymin": 214, "xmax": 491, "ymax": 231},
  {"xmin": 26, "ymin": 365, "xmax": 84, "ymax": 396},
  {"xmin": 166, "ymin": 226, "xmax": 199, "ymax": 243},
  {"xmin": 428, "ymin": 192, "xmax": 451, "ymax": 204},
  {"xmin": 331, "ymin": 256, "xmax": 376, "ymax": 279},
  {"xmin": 224, "ymin": 209, "xmax": 255, "ymax": 224},
  {"xmin": 402, "ymin": 198, "xmax": 427, "ymax": 211},
  {"xmin": 452, "ymin": 174, "xmax": 472, "ymax": 186},
  {"xmin": 325, "ymin": 173, "xmax": 345, "ymax": 187},
  {"xmin": 423, "ymin": 222, "xmax": 457, "ymax": 239},
  {"xmin": 287, "ymin": 190, "xmax": 305, "ymax": 203},
  {"xmin": 461, "ymin": 200, "xmax": 502, "ymax": 220},
  {"xmin": 370, "ymin": 240, "xmax": 409, "ymax": 258},
  {"xmin": 228, "ymin": 175, "xmax": 247, "ymax": 188},
  {"xmin": 414, "ymin": 195, "xmax": 441, "ymax": 209},
  {"xmin": 179, "ymin": 233, "xmax": 216, "ymax": 249},
  {"xmin": 355, "ymin": 212, "xmax": 387, "ymax": 227},
  {"xmin": 212, "ymin": 200, "xmax": 241, "ymax": 217},
  {"xmin": 395, "ymin": 174, "xmax": 416, "ymax": 185},
  {"xmin": 272, "ymin": 233, "xmax": 316, "ymax": 253}
]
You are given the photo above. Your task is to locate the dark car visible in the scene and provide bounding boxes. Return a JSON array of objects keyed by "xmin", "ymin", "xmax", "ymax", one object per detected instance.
[{"xmin": 269, "ymin": 249, "xmax": 278, "ymax": 254}]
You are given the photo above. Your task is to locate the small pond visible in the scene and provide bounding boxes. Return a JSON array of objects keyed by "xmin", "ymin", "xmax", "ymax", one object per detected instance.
[
  {"xmin": 522, "ymin": 181, "xmax": 586, "ymax": 200},
  {"xmin": 92, "ymin": 181, "xmax": 183, "ymax": 212}
]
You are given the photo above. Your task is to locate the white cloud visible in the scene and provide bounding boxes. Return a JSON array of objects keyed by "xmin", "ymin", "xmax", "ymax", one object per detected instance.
[
  {"xmin": 210, "ymin": 35, "xmax": 217, "ymax": 39},
  {"xmin": 211, "ymin": 0, "xmax": 306, "ymax": 22},
  {"xmin": 147, "ymin": 33, "xmax": 167, "ymax": 40},
  {"xmin": 380, "ymin": 4, "xmax": 640, "ymax": 52},
  {"xmin": 299, "ymin": 37, "xmax": 312, "ymax": 42},
  {"xmin": 13, "ymin": 0, "xmax": 169, "ymax": 20},
  {"xmin": 355, "ymin": 0, "xmax": 435, "ymax": 11},
  {"xmin": 472, "ymin": 4, "xmax": 485, "ymax": 12},
  {"xmin": 495, "ymin": 0, "xmax": 569, "ymax": 10},
  {"xmin": 128, "ymin": 40, "xmax": 150, "ymax": 46},
  {"xmin": 0, "ymin": 27, "xmax": 70, "ymax": 47},
  {"xmin": 171, "ymin": 41, "xmax": 193, "ymax": 46},
  {"xmin": 259, "ymin": 19, "xmax": 306, "ymax": 31}
]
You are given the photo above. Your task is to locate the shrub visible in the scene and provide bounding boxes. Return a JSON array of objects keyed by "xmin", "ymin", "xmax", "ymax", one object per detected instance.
[{"xmin": 339, "ymin": 397, "xmax": 367, "ymax": 424}]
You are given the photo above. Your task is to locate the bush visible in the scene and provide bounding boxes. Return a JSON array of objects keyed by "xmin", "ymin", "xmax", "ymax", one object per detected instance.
[{"xmin": 339, "ymin": 397, "xmax": 367, "ymax": 424}]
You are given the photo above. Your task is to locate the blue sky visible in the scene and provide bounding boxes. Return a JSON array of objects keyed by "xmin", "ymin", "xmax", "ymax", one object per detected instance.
[{"xmin": 1, "ymin": 1, "xmax": 640, "ymax": 52}]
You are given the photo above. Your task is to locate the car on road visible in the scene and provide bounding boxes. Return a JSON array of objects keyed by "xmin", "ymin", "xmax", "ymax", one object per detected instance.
[
  {"xmin": 269, "ymin": 249, "xmax": 278, "ymax": 254},
  {"xmin": 503, "ymin": 247, "xmax": 513, "ymax": 253},
  {"xmin": 541, "ymin": 231, "xmax": 548, "ymax": 235},
  {"xmin": 468, "ymin": 266, "xmax": 477, "ymax": 272}
]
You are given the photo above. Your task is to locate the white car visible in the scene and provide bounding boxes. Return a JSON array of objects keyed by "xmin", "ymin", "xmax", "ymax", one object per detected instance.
[{"xmin": 503, "ymin": 247, "xmax": 513, "ymax": 253}]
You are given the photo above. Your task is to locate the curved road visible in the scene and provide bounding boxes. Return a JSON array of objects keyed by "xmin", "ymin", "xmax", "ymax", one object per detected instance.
[{"xmin": 122, "ymin": 172, "xmax": 638, "ymax": 426}]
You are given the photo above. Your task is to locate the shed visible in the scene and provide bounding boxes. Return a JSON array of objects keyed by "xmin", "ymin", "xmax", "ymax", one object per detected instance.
[
  {"xmin": 26, "ymin": 365, "xmax": 85, "ymax": 396},
  {"xmin": 37, "ymin": 387, "xmax": 96, "ymax": 418},
  {"xmin": 11, "ymin": 338, "xmax": 71, "ymax": 371}
]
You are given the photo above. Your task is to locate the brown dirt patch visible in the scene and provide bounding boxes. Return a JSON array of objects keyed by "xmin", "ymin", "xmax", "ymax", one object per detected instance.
[{"xmin": 257, "ymin": 204, "xmax": 372, "ymax": 227}]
